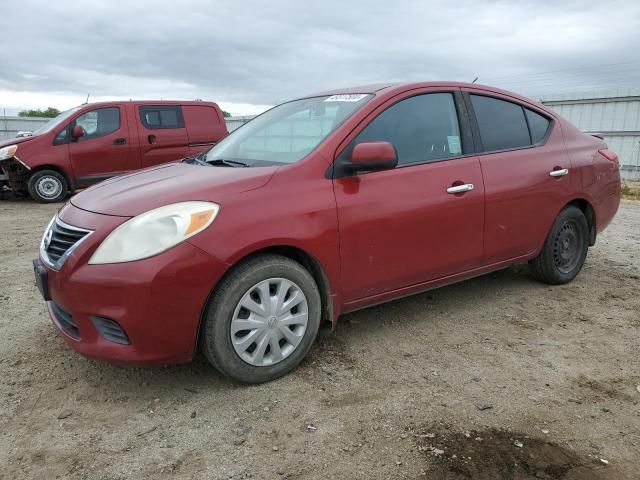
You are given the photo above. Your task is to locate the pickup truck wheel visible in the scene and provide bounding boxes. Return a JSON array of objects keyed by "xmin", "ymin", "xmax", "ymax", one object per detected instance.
[
  {"xmin": 529, "ymin": 205, "xmax": 589, "ymax": 285},
  {"xmin": 27, "ymin": 170, "xmax": 68, "ymax": 203},
  {"xmin": 200, "ymin": 254, "xmax": 321, "ymax": 383}
]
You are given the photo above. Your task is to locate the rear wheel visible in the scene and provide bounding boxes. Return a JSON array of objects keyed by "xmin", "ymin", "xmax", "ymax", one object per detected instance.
[
  {"xmin": 200, "ymin": 254, "xmax": 321, "ymax": 383},
  {"xmin": 27, "ymin": 170, "xmax": 68, "ymax": 203},
  {"xmin": 529, "ymin": 206, "xmax": 589, "ymax": 284}
]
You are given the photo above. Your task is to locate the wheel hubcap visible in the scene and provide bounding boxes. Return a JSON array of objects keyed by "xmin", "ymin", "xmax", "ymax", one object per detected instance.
[
  {"xmin": 37, "ymin": 177, "xmax": 62, "ymax": 199},
  {"xmin": 553, "ymin": 220, "xmax": 582, "ymax": 274},
  {"xmin": 230, "ymin": 278, "xmax": 309, "ymax": 367}
]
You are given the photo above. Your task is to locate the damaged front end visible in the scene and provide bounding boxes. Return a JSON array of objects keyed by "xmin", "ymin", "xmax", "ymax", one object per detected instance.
[{"xmin": 0, "ymin": 152, "xmax": 30, "ymax": 194}]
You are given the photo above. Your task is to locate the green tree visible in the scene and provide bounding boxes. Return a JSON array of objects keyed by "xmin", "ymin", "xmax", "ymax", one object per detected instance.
[
  {"xmin": 18, "ymin": 107, "xmax": 61, "ymax": 118},
  {"xmin": 222, "ymin": 110, "xmax": 231, "ymax": 118}
]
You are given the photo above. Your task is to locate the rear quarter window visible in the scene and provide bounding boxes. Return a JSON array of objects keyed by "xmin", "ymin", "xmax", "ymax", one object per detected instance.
[
  {"xmin": 525, "ymin": 108, "xmax": 551, "ymax": 144},
  {"xmin": 139, "ymin": 105, "xmax": 185, "ymax": 129}
]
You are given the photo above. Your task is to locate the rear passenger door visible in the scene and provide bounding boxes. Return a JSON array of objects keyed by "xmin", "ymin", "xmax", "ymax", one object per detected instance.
[
  {"xmin": 463, "ymin": 90, "xmax": 571, "ymax": 264},
  {"xmin": 136, "ymin": 104, "xmax": 190, "ymax": 167}
]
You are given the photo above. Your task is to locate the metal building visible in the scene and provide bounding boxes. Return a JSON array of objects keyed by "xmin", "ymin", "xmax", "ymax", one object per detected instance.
[
  {"xmin": 539, "ymin": 89, "xmax": 640, "ymax": 181},
  {"xmin": 0, "ymin": 116, "xmax": 48, "ymax": 141}
]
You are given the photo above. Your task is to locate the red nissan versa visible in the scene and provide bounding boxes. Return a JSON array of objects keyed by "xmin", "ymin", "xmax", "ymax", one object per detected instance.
[
  {"xmin": 0, "ymin": 100, "xmax": 228, "ymax": 202},
  {"xmin": 33, "ymin": 82, "xmax": 621, "ymax": 383}
]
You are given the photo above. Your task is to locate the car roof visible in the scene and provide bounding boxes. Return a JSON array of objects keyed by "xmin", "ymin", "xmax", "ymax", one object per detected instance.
[
  {"xmin": 72, "ymin": 100, "xmax": 220, "ymax": 109},
  {"xmin": 303, "ymin": 81, "xmax": 553, "ymax": 117},
  {"xmin": 305, "ymin": 81, "xmax": 545, "ymax": 107}
]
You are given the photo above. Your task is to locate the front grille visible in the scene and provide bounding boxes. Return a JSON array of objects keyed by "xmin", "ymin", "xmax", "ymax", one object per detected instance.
[
  {"xmin": 51, "ymin": 302, "xmax": 80, "ymax": 339},
  {"xmin": 42, "ymin": 217, "xmax": 91, "ymax": 269},
  {"xmin": 91, "ymin": 317, "xmax": 130, "ymax": 344}
]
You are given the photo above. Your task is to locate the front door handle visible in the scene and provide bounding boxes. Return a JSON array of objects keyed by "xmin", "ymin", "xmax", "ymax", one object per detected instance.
[
  {"xmin": 113, "ymin": 138, "xmax": 126, "ymax": 145},
  {"xmin": 447, "ymin": 183, "xmax": 474, "ymax": 194},
  {"xmin": 147, "ymin": 134, "xmax": 156, "ymax": 145},
  {"xmin": 549, "ymin": 168, "xmax": 569, "ymax": 177}
]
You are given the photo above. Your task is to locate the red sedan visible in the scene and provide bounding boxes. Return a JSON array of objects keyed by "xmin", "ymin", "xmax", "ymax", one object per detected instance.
[{"xmin": 33, "ymin": 82, "xmax": 621, "ymax": 383}]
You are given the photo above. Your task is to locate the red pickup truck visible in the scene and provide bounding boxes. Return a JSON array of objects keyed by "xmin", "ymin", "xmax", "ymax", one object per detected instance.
[{"xmin": 0, "ymin": 100, "xmax": 228, "ymax": 202}]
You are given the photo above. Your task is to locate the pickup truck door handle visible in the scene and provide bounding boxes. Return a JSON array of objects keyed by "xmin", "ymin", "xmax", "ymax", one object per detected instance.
[
  {"xmin": 147, "ymin": 134, "xmax": 156, "ymax": 145},
  {"xmin": 549, "ymin": 168, "xmax": 569, "ymax": 177},
  {"xmin": 446, "ymin": 183, "xmax": 474, "ymax": 194},
  {"xmin": 113, "ymin": 138, "xmax": 127, "ymax": 145}
]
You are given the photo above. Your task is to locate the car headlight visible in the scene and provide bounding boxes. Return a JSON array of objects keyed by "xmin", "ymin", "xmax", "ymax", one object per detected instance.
[
  {"xmin": 89, "ymin": 201, "xmax": 220, "ymax": 264},
  {"xmin": 0, "ymin": 144, "xmax": 18, "ymax": 161}
]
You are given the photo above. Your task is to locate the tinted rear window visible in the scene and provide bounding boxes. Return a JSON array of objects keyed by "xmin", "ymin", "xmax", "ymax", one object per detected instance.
[
  {"xmin": 471, "ymin": 95, "xmax": 530, "ymax": 152},
  {"xmin": 526, "ymin": 108, "xmax": 551, "ymax": 144}
]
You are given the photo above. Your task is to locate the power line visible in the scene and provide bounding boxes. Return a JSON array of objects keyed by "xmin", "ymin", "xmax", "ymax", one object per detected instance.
[{"xmin": 480, "ymin": 60, "xmax": 640, "ymax": 83}]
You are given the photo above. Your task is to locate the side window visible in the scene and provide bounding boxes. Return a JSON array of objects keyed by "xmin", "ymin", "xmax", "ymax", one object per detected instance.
[
  {"xmin": 346, "ymin": 93, "xmax": 462, "ymax": 166},
  {"xmin": 54, "ymin": 128, "xmax": 68, "ymax": 144},
  {"xmin": 525, "ymin": 108, "xmax": 551, "ymax": 144},
  {"xmin": 470, "ymin": 95, "xmax": 530, "ymax": 151},
  {"xmin": 139, "ymin": 105, "xmax": 184, "ymax": 129},
  {"xmin": 74, "ymin": 107, "xmax": 120, "ymax": 140}
]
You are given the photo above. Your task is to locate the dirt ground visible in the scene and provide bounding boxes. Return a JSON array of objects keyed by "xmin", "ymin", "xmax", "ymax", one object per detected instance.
[{"xmin": 0, "ymin": 198, "xmax": 639, "ymax": 480}]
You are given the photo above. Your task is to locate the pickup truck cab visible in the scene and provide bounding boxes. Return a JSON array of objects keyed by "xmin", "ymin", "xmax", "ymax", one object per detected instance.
[{"xmin": 0, "ymin": 100, "xmax": 228, "ymax": 202}]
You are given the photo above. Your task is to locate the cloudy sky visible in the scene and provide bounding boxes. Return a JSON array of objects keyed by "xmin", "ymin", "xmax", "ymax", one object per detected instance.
[{"xmin": 1, "ymin": 0, "xmax": 639, "ymax": 116}]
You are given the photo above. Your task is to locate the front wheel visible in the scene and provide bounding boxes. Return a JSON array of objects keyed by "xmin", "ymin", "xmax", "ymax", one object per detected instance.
[
  {"xmin": 27, "ymin": 170, "xmax": 68, "ymax": 203},
  {"xmin": 200, "ymin": 254, "xmax": 321, "ymax": 383},
  {"xmin": 529, "ymin": 205, "xmax": 589, "ymax": 285}
]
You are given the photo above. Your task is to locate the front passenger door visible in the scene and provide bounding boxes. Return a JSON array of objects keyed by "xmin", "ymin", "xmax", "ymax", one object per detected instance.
[
  {"xmin": 68, "ymin": 107, "xmax": 135, "ymax": 186},
  {"xmin": 333, "ymin": 91, "xmax": 485, "ymax": 302}
]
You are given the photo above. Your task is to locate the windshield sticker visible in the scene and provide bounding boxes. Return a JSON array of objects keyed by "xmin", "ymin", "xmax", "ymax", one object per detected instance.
[
  {"xmin": 447, "ymin": 135, "xmax": 462, "ymax": 155},
  {"xmin": 324, "ymin": 94, "xmax": 368, "ymax": 102}
]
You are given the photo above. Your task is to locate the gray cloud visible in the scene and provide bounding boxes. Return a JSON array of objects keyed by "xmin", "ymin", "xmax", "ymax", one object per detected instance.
[{"xmin": 1, "ymin": 0, "xmax": 640, "ymax": 113}]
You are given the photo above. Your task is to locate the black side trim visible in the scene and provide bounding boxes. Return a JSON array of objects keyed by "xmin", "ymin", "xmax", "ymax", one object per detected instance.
[
  {"xmin": 453, "ymin": 90, "xmax": 476, "ymax": 155},
  {"xmin": 76, "ymin": 174, "xmax": 116, "ymax": 187},
  {"xmin": 462, "ymin": 92, "xmax": 483, "ymax": 153}
]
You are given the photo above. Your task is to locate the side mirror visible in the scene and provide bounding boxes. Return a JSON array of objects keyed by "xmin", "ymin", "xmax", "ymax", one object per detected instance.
[
  {"xmin": 348, "ymin": 141, "xmax": 398, "ymax": 173},
  {"xmin": 71, "ymin": 125, "xmax": 86, "ymax": 139}
]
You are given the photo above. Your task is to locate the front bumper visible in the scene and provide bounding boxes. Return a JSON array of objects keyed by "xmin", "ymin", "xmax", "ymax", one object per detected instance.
[{"xmin": 38, "ymin": 204, "xmax": 228, "ymax": 365}]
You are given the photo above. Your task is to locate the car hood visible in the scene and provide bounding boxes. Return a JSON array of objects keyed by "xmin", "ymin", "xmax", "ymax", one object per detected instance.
[
  {"xmin": 70, "ymin": 162, "xmax": 278, "ymax": 217},
  {"xmin": 0, "ymin": 135, "xmax": 39, "ymax": 149}
]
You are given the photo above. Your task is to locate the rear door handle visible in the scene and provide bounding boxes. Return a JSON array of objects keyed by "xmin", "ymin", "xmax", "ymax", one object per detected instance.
[
  {"xmin": 113, "ymin": 138, "xmax": 127, "ymax": 145},
  {"xmin": 147, "ymin": 134, "xmax": 156, "ymax": 145},
  {"xmin": 549, "ymin": 168, "xmax": 569, "ymax": 177},
  {"xmin": 447, "ymin": 183, "xmax": 474, "ymax": 194}
]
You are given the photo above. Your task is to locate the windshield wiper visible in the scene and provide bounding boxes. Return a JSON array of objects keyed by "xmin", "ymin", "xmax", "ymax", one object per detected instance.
[
  {"xmin": 182, "ymin": 153, "xmax": 211, "ymax": 167},
  {"xmin": 208, "ymin": 158, "xmax": 250, "ymax": 168}
]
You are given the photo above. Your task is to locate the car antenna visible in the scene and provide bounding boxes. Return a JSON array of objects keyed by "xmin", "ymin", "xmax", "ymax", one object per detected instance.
[
  {"xmin": 472, "ymin": 77, "xmax": 478, "ymax": 84},
  {"xmin": 84, "ymin": 93, "xmax": 90, "ymax": 104}
]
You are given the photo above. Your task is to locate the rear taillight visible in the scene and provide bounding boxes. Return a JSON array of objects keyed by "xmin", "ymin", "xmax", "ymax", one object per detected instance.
[{"xmin": 598, "ymin": 148, "xmax": 619, "ymax": 165}]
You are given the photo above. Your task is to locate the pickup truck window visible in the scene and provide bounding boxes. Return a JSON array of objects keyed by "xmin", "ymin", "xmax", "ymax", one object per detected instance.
[{"xmin": 139, "ymin": 105, "xmax": 185, "ymax": 129}]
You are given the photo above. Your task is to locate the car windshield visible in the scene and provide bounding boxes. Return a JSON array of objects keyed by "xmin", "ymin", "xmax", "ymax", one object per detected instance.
[
  {"xmin": 203, "ymin": 94, "xmax": 372, "ymax": 166},
  {"xmin": 32, "ymin": 107, "xmax": 81, "ymax": 135}
]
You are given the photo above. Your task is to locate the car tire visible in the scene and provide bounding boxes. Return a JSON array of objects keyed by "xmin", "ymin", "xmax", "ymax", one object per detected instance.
[
  {"xmin": 200, "ymin": 254, "xmax": 322, "ymax": 383},
  {"xmin": 27, "ymin": 170, "xmax": 68, "ymax": 203},
  {"xmin": 529, "ymin": 205, "xmax": 589, "ymax": 285}
]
